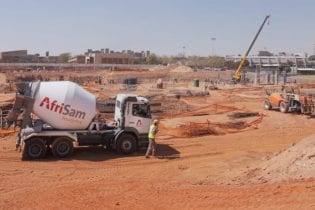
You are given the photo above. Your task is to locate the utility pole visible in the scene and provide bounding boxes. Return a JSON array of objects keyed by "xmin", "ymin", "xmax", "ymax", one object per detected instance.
[
  {"xmin": 182, "ymin": 46, "xmax": 186, "ymax": 65},
  {"xmin": 182, "ymin": 46, "xmax": 186, "ymax": 58},
  {"xmin": 211, "ymin": 37, "xmax": 216, "ymax": 56},
  {"xmin": 211, "ymin": 37, "xmax": 216, "ymax": 70}
]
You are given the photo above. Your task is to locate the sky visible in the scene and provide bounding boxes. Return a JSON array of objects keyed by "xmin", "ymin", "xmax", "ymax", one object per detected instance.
[{"xmin": 0, "ymin": 0, "xmax": 314, "ymax": 56}]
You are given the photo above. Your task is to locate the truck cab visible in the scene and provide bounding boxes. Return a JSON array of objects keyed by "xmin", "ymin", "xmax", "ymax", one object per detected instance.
[
  {"xmin": 111, "ymin": 94, "xmax": 152, "ymax": 154},
  {"xmin": 115, "ymin": 94, "xmax": 151, "ymax": 134}
]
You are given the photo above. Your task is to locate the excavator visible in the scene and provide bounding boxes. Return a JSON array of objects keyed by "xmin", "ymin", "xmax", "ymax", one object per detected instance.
[{"xmin": 233, "ymin": 15, "xmax": 270, "ymax": 82}]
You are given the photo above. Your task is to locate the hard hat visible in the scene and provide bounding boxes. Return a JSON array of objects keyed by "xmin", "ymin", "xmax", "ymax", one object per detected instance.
[{"xmin": 153, "ymin": 119, "xmax": 159, "ymax": 124}]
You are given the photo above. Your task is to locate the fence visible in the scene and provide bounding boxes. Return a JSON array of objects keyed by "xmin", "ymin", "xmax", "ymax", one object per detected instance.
[{"xmin": 0, "ymin": 63, "xmax": 158, "ymax": 69}]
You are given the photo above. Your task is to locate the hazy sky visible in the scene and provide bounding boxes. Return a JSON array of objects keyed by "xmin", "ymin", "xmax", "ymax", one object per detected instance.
[{"xmin": 0, "ymin": 0, "xmax": 314, "ymax": 56}]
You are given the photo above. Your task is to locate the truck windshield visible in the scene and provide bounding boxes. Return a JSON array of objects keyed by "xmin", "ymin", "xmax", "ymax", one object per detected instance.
[{"xmin": 132, "ymin": 104, "xmax": 150, "ymax": 118}]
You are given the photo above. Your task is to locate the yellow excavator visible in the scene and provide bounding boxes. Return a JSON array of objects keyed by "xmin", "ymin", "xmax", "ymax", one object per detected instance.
[{"xmin": 233, "ymin": 15, "xmax": 270, "ymax": 82}]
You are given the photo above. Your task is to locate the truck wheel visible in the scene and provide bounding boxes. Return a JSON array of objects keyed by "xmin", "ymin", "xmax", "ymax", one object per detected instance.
[
  {"xmin": 22, "ymin": 138, "xmax": 47, "ymax": 160},
  {"xmin": 264, "ymin": 100, "xmax": 272, "ymax": 110},
  {"xmin": 51, "ymin": 137, "xmax": 73, "ymax": 158},
  {"xmin": 117, "ymin": 134, "xmax": 137, "ymax": 154},
  {"xmin": 279, "ymin": 101, "xmax": 288, "ymax": 113}
]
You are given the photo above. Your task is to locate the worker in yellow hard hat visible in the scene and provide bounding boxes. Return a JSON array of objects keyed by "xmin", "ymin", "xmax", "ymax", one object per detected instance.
[{"xmin": 145, "ymin": 119, "xmax": 159, "ymax": 158}]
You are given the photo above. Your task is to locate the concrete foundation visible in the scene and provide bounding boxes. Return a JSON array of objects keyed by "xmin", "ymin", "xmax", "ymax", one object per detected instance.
[
  {"xmin": 274, "ymin": 69, "xmax": 279, "ymax": 85},
  {"xmin": 283, "ymin": 70, "xmax": 287, "ymax": 84},
  {"xmin": 254, "ymin": 67, "xmax": 283, "ymax": 85},
  {"xmin": 254, "ymin": 68, "xmax": 261, "ymax": 85},
  {"xmin": 266, "ymin": 73, "xmax": 271, "ymax": 84}
]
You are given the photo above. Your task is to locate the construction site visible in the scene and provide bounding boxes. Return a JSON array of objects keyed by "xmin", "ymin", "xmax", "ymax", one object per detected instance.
[
  {"xmin": 0, "ymin": 61, "xmax": 315, "ymax": 209},
  {"xmin": 1, "ymin": 1, "xmax": 315, "ymax": 207}
]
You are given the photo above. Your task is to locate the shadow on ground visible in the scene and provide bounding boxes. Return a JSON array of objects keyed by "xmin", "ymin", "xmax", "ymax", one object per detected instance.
[{"xmin": 37, "ymin": 143, "xmax": 180, "ymax": 162}]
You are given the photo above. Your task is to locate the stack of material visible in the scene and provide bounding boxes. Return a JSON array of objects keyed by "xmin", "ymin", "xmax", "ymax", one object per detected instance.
[
  {"xmin": 170, "ymin": 65, "xmax": 194, "ymax": 73},
  {"xmin": 228, "ymin": 112, "xmax": 259, "ymax": 119},
  {"xmin": 168, "ymin": 89, "xmax": 209, "ymax": 97},
  {"xmin": 183, "ymin": 121, "xmax": 220, "ymax": 136}
]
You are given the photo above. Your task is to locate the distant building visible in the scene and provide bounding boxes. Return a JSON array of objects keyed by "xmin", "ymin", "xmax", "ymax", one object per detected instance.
[
  {"xmin": 0, "ymin": 49, "xmax": 152, "ymax": 64},
  {"xmin": 97, "ymin": 53, "xmax": 131, "ymax": 64},
  {"xmin": 0, "ymin": 50, "xmax": 58, "ymax": 63},
  {"xmin": 68, "ymin": 55, "xmax": 86, "ymax": 64},
  {"xmin": 0, "ymin": 50, "xmax": 27, "ymax": 58},
  {"xmin": 225, "ymin": 54, "xmax": 308, "ymax": 68},
  {"xmin": 0, "ymin": 50, "xmax": 30, "ymax": 62},
  {"xmin": 45, "ymin": 56, "xmax": 59, "ymax": 63},
  {"xmin": 309, "ymin": 55, "xmax": 315, "ymax": 63},
  {"xmin": 0, "ymin": 50, "xmax": 68, "ymax": 63},
  {"xmin": 82, "ymin": 48, "xmax": 150, "ymax": 64}
]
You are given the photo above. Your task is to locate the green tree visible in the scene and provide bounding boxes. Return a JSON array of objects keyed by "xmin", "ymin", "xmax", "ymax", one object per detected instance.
[
  {"xmin": 258, "ymin": 51, "xmax": 273, "ymax": 56},
  {"xmin": 207, "ymin": 56, "xmax": 225, "ymax": 68},
  {"xmin": 224, "ymin": 60, "xmax": 237, "ymax": 69},
  {"xmin": 58, "ymin": 53, "xmax": 71, "ymax": 63},
  {"xmin": 146, "ymin": 54, "xmax": 161, "ymax": 64}
]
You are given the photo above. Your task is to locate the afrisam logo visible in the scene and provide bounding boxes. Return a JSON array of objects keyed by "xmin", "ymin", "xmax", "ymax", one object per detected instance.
[
  {"xmin": 136, "ymin": 120, "xmax": 142, "ymax": 126},
  {"xmin": 39, "ymin": 97, "xmax": 86, "ymax": 119}
]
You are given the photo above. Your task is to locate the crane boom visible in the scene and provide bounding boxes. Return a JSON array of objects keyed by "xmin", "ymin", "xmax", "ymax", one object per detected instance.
[{"xmin": 233, "ymin": 15, "xmax": 270, "ymax": 81}]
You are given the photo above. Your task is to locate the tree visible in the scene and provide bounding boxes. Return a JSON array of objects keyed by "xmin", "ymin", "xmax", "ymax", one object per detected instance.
[
  {"xmin": 58, "ymin": 53, "xmax": 71, "ymax": 63},
  {"xmin": 235, "ymin": 59, "xmax": 249, "ymax": 68},
  {"xmin": 258, "ymin": 51, "xmax": 273, "ymax": 56},
  {"xmin": 146, "ymin": 54, "xmax": 161, "ymax": 65},
  {"xmin": 278, "ymin": 52, "xmax": 286, "ymax": 56},
  {"xmin": 207, "ymin": 56, "xmax": 225, "ymax": 68},
  {"xmin": 224, "ymin": 60, "xmax": 237, "ymax": 69}
]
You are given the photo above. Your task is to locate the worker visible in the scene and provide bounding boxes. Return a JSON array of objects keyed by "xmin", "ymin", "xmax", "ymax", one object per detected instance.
[
  {"xmin": 145, "ymin": 119, "xmax": 159, "ymax": 158},
  {"xmin": 204, "ymin": 78, "xmax": 209, "ymax": 91}
]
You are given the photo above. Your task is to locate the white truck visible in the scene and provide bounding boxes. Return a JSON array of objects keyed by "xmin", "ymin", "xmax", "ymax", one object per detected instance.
[{"xmin": 7, "ymin": 81, "xmax": 152, "ymax": 160}]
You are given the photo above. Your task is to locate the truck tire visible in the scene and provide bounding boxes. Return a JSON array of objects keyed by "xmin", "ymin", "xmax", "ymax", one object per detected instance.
[
  {"xmin": 116, "ymin": 134, "xmax": 137, "ymax": 154},
  {"xmin": 264, "ymin": 100, "xmax": 272, "ymax": 110},
  {"xmin": 279, "ymin": 101, "xmax": 288, "ymax": 113},
  {"xmin": 51, "ymin": 137, "xmax": 73, "ymax": 158},
  {"xmin": 22, "ymin": 138, "xmax": 47, "ymax": 160}
]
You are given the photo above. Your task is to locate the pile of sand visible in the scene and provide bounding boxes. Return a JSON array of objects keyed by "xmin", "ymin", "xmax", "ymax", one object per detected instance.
[
  {"xmin": 170, "ymin": 65, "xmax": 194, "ymax": 73},
  {"xmin": 149, "ymin": 66, "xmax": 167, "ymax": 72},
  {"xmin": 247, "ymin": 135, "xmax": 315, "ymax": 183}
]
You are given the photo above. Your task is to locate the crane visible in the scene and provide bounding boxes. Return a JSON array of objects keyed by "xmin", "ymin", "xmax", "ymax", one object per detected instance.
[{"xmin": 233, "ymin": 15, "xmax": 270, "ymax": 82}]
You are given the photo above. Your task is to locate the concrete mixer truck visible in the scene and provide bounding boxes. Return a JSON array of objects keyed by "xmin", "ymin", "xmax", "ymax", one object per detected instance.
[{"xmin": 7, "ymin": 81, "xmax": 152, "ymax": 160}]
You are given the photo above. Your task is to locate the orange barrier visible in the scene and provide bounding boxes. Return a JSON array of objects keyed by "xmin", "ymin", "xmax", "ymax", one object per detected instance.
[
  {"xmin": 0, "ymin": 128, "xmax": 16, "ymax": 138},
  {"xmin": 170, "ymin": 114, "xmax": 265, "ymax": 138}
]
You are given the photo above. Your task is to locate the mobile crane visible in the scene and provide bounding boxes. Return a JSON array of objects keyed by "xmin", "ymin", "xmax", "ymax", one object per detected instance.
[{"xmin": 233, "ymin": 15, "xmax": 270, "ymax": 82}]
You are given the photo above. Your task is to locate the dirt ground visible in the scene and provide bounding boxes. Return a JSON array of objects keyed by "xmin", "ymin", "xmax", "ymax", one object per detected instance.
[
  {"xmin": 0, "ymin": 68, "xmax": 315, "ymax": 209},
  {"xmin": 0, "ymin": 73, "xmax": 6, "ymax": 84}
]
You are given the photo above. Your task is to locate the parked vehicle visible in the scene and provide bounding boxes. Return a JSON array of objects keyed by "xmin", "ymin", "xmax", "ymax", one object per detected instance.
[
  {"xmin": 264, "ymin": 91, "xmax": 300, "ymax": 113},
  {"xmin": 299, "ymin": 94, "xmax": 315, "ymax": 114},
  {"xmin": 7, "ymin": 81, "xmax": 152, "ymax": 160},
  {"xmin": 264, "ymin": 86, "xmax": 301, "ymax": 113},
  {"xmin": 264, "ymin": 86, "xmax": 315, "ymax": 115}
]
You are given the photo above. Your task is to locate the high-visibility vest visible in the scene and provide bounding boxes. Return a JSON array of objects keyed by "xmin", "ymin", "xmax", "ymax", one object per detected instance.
[{"xmin": 148, "ymin": 124, "xmax": 156, "ymax": 139}]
